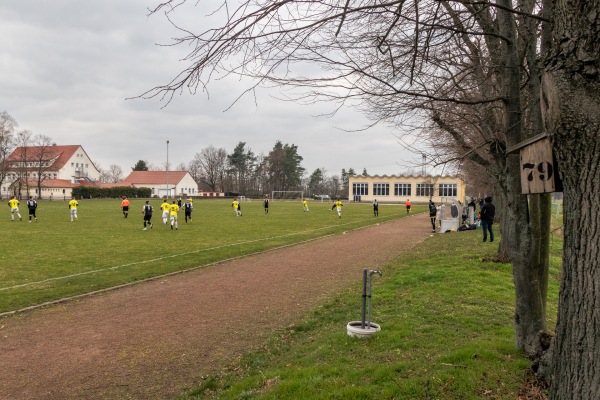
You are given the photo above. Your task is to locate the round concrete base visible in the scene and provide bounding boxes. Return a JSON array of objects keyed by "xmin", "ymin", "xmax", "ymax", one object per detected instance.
[{"xmin": 346, "ymin": 321, "xmax": 381, "ymax": 338}]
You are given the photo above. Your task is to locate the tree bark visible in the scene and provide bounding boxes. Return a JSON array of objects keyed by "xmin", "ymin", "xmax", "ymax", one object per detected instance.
[
  {"xmin": 542, "ymin": 1, "xmax": 600, "ymax": 397},
  {"xmin": 496, "ymin": 0, "xmax": 549, "ymax": 353},
  {"xmin": 520, "ymin": 0, "xmax": 552, "ymax": 353}
]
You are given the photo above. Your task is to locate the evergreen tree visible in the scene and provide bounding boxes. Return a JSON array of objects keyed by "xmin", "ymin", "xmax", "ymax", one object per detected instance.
[{"xmin": 132, "ymin": 160, "xmax": 149, "ymax": 171}]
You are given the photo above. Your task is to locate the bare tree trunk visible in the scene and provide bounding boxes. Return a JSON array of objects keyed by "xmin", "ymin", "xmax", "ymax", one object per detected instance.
[
  {"xmin": 519, "ymin": 0, "xmax": 552, "ymax": 355},
  {"xmin": 541, "ymin": 1, "xmax": 600, "ymax": 397},
  {"xmin": 497, "ymin": 0, "xmax": 549, "ymax": 353},
  {"xmin": 543, "ymin": 69, "xmax": 600, "ymax": 397},
  {"xmin": 529, "ymin": 194, "xmax": 551, "ymax": 318}
]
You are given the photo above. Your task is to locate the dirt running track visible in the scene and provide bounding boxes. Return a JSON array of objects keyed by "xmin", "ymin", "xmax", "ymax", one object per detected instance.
[{"xmin": 1, "ymin": 214, "xmax": 432, "ymax": 400}]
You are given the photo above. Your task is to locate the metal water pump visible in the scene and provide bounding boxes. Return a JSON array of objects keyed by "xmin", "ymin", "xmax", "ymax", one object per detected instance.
[{"xmin": 361, "ymin": 268, "xmax": 382, "ymax": 329}]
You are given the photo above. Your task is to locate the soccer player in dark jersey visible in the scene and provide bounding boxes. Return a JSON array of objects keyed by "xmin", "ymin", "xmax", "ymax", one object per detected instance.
[
  {"xmin": 27, "ymin": 196, "xmax": 38, "ymax": 222},
  {"xmin": 183, "ymin": 198, "xmax": 193, "ymax": 223},
  {"xmin": 142, "ymin": 200, "xmax": 153, "ymax": 230}
]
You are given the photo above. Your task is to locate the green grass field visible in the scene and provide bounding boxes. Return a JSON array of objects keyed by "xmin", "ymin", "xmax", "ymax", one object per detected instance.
[
  {"xmin": 179, "ymin": 225, "xmax": 563, "ymax": 400},
  {"xmin": 0, "ymin": 198, "xmax": 420, "ymax": 314},
  {"xmin": 1, "ymin": 198, "xmax": 563, "ymax": 399}
]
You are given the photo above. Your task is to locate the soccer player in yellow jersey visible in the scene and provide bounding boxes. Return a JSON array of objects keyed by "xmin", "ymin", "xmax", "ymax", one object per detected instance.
[
  {"xmin": 334, "ymin": 198, "xmax": 343, "ymax": 218},
  {"xmin": 232, "ymin": 198, "xmax": 241, "ymax": 216},
  {"xmin": 8, "ymin": 196, "xmax": 22, "ymax": 221},
  {"xmin": 303, "ymin": 199, "xmax": 309, "ymax": 212},
  {"xmin": 160, "ymin": 199, "xmax": 170, "ymax": 225},
  {"xmin": 169, "ymin": 200, "xmax": 179, "ymax": 230},
  {"xmin": 68, "ymin": 198, "xmax": 79, "ymax": 221}
]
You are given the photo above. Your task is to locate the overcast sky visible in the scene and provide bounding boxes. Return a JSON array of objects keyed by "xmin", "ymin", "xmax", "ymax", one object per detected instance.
[{"xmin": 1, "ymin": 1, "xmax": 424, "ymax": 178}]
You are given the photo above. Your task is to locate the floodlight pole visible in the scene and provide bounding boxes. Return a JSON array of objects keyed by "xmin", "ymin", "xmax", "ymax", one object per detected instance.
[{"xmin": 166, "ymin": 140, "xmax": 170, "ymax": 199}]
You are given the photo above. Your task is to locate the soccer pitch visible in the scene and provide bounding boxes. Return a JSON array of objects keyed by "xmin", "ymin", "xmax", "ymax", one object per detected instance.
[{"xmin": 0, "ymin": 198, "xmax": 419, "ymax": 314}]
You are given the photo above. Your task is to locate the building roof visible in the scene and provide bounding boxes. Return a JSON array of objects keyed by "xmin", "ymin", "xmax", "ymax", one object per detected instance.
[
  {"xmin": 7, "ymin": 145, "xmax": 80, "ymax": 169},
  {"xmin": 121, "ymin": 171, "xmax": 191, "ymax": 185},
  {"xmin": 6, "ymin": 145, "xmax": 100, "ymax": 174},
  {"xmin": 14, "ymin": 178, "xmax": 96, "ymax": 189}
]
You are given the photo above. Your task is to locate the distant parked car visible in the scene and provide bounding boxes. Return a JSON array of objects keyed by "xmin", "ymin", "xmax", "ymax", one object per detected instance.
[{"xmin": 313, "ymin": 194, "xmax": 331, "ymax": 200}]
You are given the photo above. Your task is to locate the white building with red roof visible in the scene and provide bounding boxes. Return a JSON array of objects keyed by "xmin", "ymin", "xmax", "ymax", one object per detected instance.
[
  {"xmin": 120, "ymin": 171, "xmax": 198, "ymax": 198},
  {"xmin": 3, "ymin": 145, "xmax": 101, "ymax": 199}
]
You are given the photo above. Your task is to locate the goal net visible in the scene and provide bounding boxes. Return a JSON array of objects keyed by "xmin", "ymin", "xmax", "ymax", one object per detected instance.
[{"xmin": 271, "ymin": 191, "xmax": 304, "ymax": 201}]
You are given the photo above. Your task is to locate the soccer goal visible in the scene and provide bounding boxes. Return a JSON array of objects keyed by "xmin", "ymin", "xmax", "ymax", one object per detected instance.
[{"xmin": 271, "ymin": 191, "xmax": 304, "ymax": 201}]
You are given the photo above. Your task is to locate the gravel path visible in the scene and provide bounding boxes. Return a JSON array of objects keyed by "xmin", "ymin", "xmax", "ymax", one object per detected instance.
[{"xmin": 0, "ymin": 213, "xmax": 432, "ymax": 400}]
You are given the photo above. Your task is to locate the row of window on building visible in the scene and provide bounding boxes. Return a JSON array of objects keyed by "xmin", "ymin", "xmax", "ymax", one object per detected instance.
[
  {"xmin": 11, "ymin": 161, "xmax": 52, "ymax": 168},
  {"xmin": 353, "ymin": 183, "xmax": 458, "ymax": 197},
  {"xmin": 150, "ymin": 188, "xmax": 197, "ymax": 195},
  {"xmin": 5, "ymin": 172, "xmax": 58, "ymax": 180}
]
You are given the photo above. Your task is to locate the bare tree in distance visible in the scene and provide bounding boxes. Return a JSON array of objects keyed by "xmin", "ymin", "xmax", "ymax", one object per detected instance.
[
  {"xmin": 187, "ymin": 154, "xmax": 203, "ymax": 188},
  {"xmin": 101, "ymin": 164, "xmax": 124, "ymax": 184},
  {"xmin": 14, "ymin": 129, "xmax": 33, "ymax": 196},
  {"xmin": 0, "ymin": 112, "xmax": 17, "ymax": 198},
  {"xmin": 146, "ymin": 162, "xmax": 162, "ymax": 171},
  {"xmin": 197, "ymin": 145, "xmax": 227, "ymax": 192},
  {"xmin": 31, "ymin": 134, "xmax": 55, "ymax": 199}
]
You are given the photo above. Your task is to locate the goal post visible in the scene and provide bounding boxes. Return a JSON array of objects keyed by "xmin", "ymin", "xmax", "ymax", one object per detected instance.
[{"xmin": 271, "ymin": 191, "xmax": 304, "ymax": 201}]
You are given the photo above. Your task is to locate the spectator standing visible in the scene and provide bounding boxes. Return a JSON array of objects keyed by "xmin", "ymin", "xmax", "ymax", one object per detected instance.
[
  {"xmin": 480, "ymin": 196, "xmax": 496, "ymax": 242},
  {"xmin": 468, "ymin": 197, "xmax": 477, "ymax": 210},
  {"xmin": 428, "ymin": 201, "xmax": 437, "ymax": 232}
]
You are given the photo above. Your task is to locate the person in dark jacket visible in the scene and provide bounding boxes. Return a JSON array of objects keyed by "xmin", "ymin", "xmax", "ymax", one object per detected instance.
[
  {"xmin": 428, "ymin": 201, "xmax": 437, "ymax": 233},
  {"xmin": 480, "ymin": 196, "xmax": 496, "ymax": 242}
]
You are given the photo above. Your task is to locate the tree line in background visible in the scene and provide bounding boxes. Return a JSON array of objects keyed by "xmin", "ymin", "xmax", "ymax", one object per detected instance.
[
  {"xmin": 1, "ymin": 111, "xmax": 371, "ymax": 198},
  {"xmin": 127, "ymin": 143, "xmax": 372, "ymax": 198},
  {"xmin": 72, "ymin": 186, "xmax": 150, "ymax": 199}
]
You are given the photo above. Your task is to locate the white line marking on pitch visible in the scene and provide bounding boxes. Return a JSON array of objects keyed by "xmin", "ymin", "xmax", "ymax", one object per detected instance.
[{"xmin": 0, "ymin": 218, "xmax": 377, "ymax": 292}]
